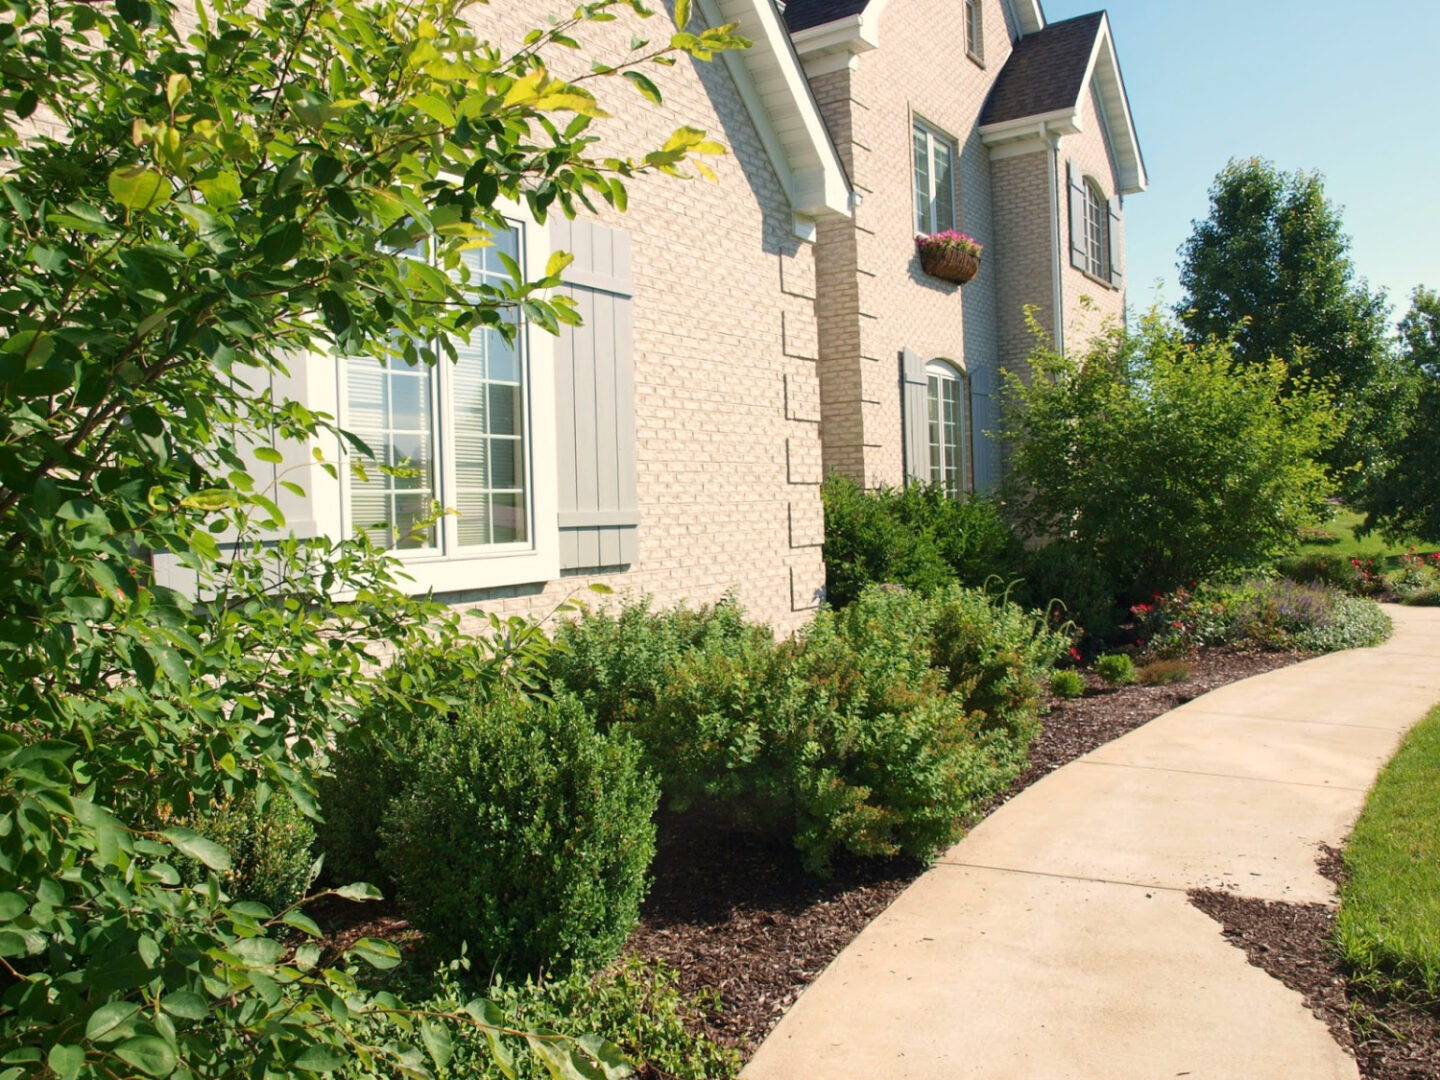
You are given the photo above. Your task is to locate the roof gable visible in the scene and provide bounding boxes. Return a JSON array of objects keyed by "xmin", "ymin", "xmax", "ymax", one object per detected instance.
[
  {"xmin": 784, "ymin": 0, "xmax": 1044, "ymax": 36},
  {"xmin": 978, "ymin": 11, "xmax": 1147, "ymax": 194}
]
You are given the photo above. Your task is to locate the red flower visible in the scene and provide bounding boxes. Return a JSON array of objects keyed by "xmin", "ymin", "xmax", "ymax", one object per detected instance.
[{"xmin": 1069, "ymin": 647, "xmax": 1082, "ymax": 661}]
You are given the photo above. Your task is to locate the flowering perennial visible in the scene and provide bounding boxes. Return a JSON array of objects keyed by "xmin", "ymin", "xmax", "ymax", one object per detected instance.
[{"xmin": 915, "ymin": 229, "xmax": 984, "ymax": 257}]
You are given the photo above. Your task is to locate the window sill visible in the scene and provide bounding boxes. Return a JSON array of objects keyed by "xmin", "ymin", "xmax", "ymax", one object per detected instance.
[
  {"xmin": 966, "ymin": 49, "xmax": 985, "ymax": 69},
  {"xmin": 1077, "ymin": 267, "xmax": 1119, "ymax": 292}
]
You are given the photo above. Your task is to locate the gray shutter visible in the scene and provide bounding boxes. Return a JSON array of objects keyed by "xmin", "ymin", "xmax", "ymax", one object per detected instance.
[
  {"xmin": 553, "ymin": 218, "xmax": 638, "ymax": 571},
  {"xmin": 901, "ymin": 347, "xmax": 929, "ymax": 486},
  {"xmin": 1107, "ymin": 195, "xmax": 1123, "ymax": 285},
  {"xmin": 1067, "ymin": 158, "xmax": 1086, "ymax": 271}
]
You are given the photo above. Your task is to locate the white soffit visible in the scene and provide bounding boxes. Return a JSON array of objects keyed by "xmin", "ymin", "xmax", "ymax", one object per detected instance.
[
  {"xmin": 699, "ymin": 0, "xmax": 852, "ymax": 223},
  {"xmin": 1079, "ymin": 14, "xmax": 1146, "ymax": 193}
]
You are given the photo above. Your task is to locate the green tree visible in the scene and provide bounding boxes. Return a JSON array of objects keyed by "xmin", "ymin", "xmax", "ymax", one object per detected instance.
[
  {"xmin": 1001, "ymin": 312, "xmax": 1339, "ymax": 598},
  {"xmin": 1176, "ymin": 158, "xmax": 1401, "ymax": 487},
  {"xmin": 1356, "ymin": 287, "xmax": 1440, "ymax": 541},
  {"xmin": 0, "ymin": 0, "xmax": 742, "ymax": 1076}
]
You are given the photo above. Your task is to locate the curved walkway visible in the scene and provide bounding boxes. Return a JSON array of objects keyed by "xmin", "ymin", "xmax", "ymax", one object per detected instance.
[{"xmin": 743, "ymin": 605, "xmax": 1440, "ymax": 1080}]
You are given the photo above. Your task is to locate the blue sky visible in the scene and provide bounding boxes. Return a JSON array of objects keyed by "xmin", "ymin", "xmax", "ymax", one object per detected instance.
[{"xmin": 1041, "ymin": 0, "xmax": 1440, "ymax": 323}]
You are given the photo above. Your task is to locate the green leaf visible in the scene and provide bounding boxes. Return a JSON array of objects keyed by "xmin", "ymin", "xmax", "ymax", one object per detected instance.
[
  {"xmin": 0, "ymin": 893, "xmax": 26, "ymax": 921},
  {"xmin": 47, "ymin": 1045, "xmax": 84, "ymax": 1080},
  {"xmin": 334, "ymin": 881, "xmax": 382, "ymax": 901},
  {"xmin": 282, "ymin": 910, "xmax": 322, "ymax": 938},
  {"xmin": 159, "ymin": 991, "xmax": 208, "ymax": 1020},
  {"xmin": 108, "ymin": 167, "xmax": 170, "ymax": 212},
  {"xmin": 351, "ymin": 937, "xmax": 401, "ymax": 970},
  {"xmin": 162, "ymin": 827, "xmax": 232, "ymax": 871},
  {"xmin": 85, "ymin": 1001, "xmax": 140, "ymax": 1042},
  {"xmin": 412, "ymin": 93, "xmax": 456, "ymax": 127},
  {"xmin": 253, "ymin": 446, "xmax": 284, "ymax": 465},
  {"xmin": 674, "ymin": 0, "xmax": 690, "ymax": 28},
  {"xmin": 0, "ymin": 932, "xmax": 27, "ymax": 957},
  {"xmin": 421, "ymin": 1022, "xmax": 453, "ymax": 1070},
  {"xmin": 113, "ymin": 1037, "xmax": 177, "ymax": 1078},
  {"xmin": 544, "ymin": 251, "xmax": 575, "ymax": 280},
  {"xmin": 622, "ymin": 71, "xmax": 661, "ymax": 105},
  {"xmin": 293, "ymin": 1047, "xmax": 344, "ymax": 1073}
]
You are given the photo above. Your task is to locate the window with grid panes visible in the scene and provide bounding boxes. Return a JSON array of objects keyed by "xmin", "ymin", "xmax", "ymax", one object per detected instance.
[
  {"xmin": 1082, "ymin": 180, "xmax": 1108, "ymax": 279},
  {"xmin": 913, "ymin": 122, "xmax": 956, "ymax": 235},
  {"xmin": 346, "ymin": 226, "xmax": 529, "ymax": 553},
  {"xmin": 964, "ymin": 0, "xmax": 983, "ymax": 61},
  {"xmin": 926, "ymin": 361, "xmax": 966, "ymax": 497}
]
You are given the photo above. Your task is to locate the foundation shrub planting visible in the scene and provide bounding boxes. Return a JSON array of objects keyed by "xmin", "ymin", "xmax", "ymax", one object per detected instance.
[
  {"xmin": 1094, "ymin": 653, "xmax": 1138, "ymax": 687},
  {"xmin": 175, "ymin": 791, "xmax": 317, "ymax": 913},
  {"xmin": 1017, "ymin": 539, "xmax": 1119, "ymax": 644},
  {"xmin": 818, "ymin": 473, "xmax": 1021, "ymax": 609},
  {"xmin": 1049, "ymin": 670, "xmax": 1087, "ymax": 698},
  {"xmin": 377, "ymin": 691, "xmax": 659, "ymax": 980},
  {"xmin": 549, "ymin": 586, "xmax": 1066, "ymax": 874},
  {"xmin": 1136, "ymin": 659, "xmax": 1193, "ymax": 686}
]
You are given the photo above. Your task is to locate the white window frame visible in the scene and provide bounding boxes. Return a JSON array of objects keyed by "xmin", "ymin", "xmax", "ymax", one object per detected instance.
[
  {"xmin": 336, "ymin": 206, "xmax": 561, "ymax": 594},
  {"xmin": 925, "ymin": 359, "xmax": 967, "ymax": 498},
  {"xmin": 1081, "ymin": 179, "xmax": 1109, "ymax": 280},
  {"xmin": 912, "ymin": 120, "xmax": 958, "ymax": 236}
]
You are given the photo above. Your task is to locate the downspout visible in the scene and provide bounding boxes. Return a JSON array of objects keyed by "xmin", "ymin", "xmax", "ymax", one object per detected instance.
[{"xmin": 1042, "ymin": 121, "xmax": 1065, "ymax": 355}]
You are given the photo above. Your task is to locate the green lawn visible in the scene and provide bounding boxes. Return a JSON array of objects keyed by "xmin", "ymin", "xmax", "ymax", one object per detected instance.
[
  {"xmin": 1298, "ymin": 507, "xmax": 1440, "ymax": 572},
  {"xmin": 1336, "ymin": 704, "xmax": 1440, "ymax": 1002}
]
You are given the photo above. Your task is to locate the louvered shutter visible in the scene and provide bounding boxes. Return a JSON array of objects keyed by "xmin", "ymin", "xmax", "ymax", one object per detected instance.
[
  {"xmin": 901, "ymin": 347, "xmax": 930, "ymax": 486},
  {"xmin": 1067, "ymin": 158, "xmax": 1086, "ymax": 271},
  {"xmin": 1107, "ymin": 195, "xmax": 1123, "ymax": 285},
  {"xmin": 552, "ymin": 218, "xmax": 639, "ymax": 571}
]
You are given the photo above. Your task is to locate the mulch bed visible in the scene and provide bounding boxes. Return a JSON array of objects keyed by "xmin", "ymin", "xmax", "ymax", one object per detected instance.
[
  {"xmin": 1189, "ymin": 848, "xmax": 1440, "ymax": 1080},
  {"xmin": 310, "ymin": 645, "xmax": 1315, "ymax": 1061},
  {"xmin": 624, "ymin": 644, "xmax": 1309, "ymax": 1058}
]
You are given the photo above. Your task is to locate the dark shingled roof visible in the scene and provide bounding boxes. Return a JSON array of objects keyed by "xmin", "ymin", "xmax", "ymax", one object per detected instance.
[
  {"xmin": 781, "ymin": 0, "xmax": 870, "ymax": 33},
  {"xmin": 979, "ymin": 12, "xmax": 1104, "ymax": 126}
]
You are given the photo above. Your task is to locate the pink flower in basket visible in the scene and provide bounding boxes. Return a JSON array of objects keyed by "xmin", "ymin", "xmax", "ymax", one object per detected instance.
[{"xmin": 915, "ymin": 230, "xmax": 984, "ymax": 257}]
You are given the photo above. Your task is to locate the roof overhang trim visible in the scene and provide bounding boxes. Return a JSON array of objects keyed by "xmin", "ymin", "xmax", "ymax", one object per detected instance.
[
  {"xmin": 978, "ymin": 13, "xmax": 1147, "ymax": 194},
  {"xmin": 700, "ymin": 0, "xmax": 852, "ymax": 223}
]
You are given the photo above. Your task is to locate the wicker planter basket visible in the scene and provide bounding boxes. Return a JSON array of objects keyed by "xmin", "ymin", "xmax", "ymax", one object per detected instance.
[{"xmin": 919, "ymin": 245, "xmax": 980, "ymax": 285}]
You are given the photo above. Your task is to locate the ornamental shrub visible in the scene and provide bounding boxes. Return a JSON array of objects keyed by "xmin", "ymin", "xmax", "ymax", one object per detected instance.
[
  {"xmin": 390, "ymin": 959, "xmax": 739, "ymax": 1080},
  {"xmin": 1094, "ymin": 653, "xmax": 1138, "ymax": 687},
  {"xmin": 175, "ymin": 792, "xmax": 317, "ymax": 913},
  {"xmin": 819, "ymin": 472, "xmax": 1021, "ymax": 608},
  {"xmin": 1049, "ymin": 670, "xmax": 1087, "ymax": 698},
  {"xmin": 1137, "ymin": 660, "xmax": 1193, "ymax": 686},
  {"xmin": 1018, "ymin": 540, "xmax": 1118, "ymax": 642},
  {"xmin": 378, "ymin": 691, "xmax": 659, "ymax": 979},
  {"xmin": 1002, "ymin": 311, "xmax": 1339, "ymax": 598}
]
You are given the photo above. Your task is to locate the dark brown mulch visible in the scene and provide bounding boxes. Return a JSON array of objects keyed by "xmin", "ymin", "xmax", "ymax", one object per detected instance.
[
  {"xmin": 1190, "ymin": 861, "xmax": 1440, "ymax": 1080},
  {"xmin": 624, "ymin": 644, "xmax": 1310, "ymax": 1059}
]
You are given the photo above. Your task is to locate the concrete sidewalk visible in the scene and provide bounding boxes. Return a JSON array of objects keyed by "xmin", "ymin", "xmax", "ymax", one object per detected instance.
[{"xmin": 743, "ymin": 605, "xmax": 1440, "ymax": 1080}]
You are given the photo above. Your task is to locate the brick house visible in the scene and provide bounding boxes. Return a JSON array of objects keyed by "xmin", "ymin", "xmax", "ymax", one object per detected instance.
[
  {"xmin": 784, "ymin": 0, "xmax": 1146, "ymax": 493},
  {"xmin": 183, "ymin": 0, "xmax": 1143, "ymax": 631}
]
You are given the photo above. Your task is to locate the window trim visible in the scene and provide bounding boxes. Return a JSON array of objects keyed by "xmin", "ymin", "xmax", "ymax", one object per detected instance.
[
  {"xmin": 925, "ymin": 359, "xmax": 968, "ymax": 498},
  {"xmin": 912, "ymin": 119, "xmax": 958, "ymax": 236},
  {"xmin": 337, "ymin": 205, "xmax": 561, "ymax": 594}
]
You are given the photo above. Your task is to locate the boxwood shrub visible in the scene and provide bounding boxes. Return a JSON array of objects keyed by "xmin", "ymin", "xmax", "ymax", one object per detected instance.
[
  {"xmin": 378, "ymin": 691, "xmax": 659, "ymax": 979},
  {"xmin": 175, "ymin": 790, "xmax": 316, "ymax": 912}
]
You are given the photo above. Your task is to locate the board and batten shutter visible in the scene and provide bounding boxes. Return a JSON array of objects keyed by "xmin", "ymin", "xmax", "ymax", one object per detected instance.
[
  {"xmin": 1066, "ymin": 158, "xmax": 1086, "ymax": 271},
  {"xmin": 552, "ymin": 217, "xmax": 639, "ymax": 571},
  {"xmin": 1107, "ymin": 194, "xmax": 1123, "ymax": 285},
  {"xmin": 901, "ymin": 347, "xmax": 930, "ymax": 486}
]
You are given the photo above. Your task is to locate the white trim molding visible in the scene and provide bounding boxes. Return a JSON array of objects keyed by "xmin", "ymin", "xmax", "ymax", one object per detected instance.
[
  {"xmin": 699, "ymin": 0, "xmax": 853, "ymax": 230},
  {"xmin": 977, "ymin": 12, "xmax": 1147, "ymax": 194}
]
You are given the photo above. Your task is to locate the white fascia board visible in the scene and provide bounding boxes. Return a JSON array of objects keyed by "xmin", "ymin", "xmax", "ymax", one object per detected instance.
[
  {"xmin": 790, "ymin": 13, "xmax": 877, "ymax": 53},
  {"xmin": 979, "ymin": 106, "xmax": 1080, "ymax": 143},
  {"xmin": 1081, "ymin": 14, "xmax": 1147, "ymax": 194},
  {"xmin": 701, "ymin": 0, "xmax": 852, "ymax": 224},
  {"xmin": 1014, "ymin": 0, "xmax": 1044, "ymax": 34}
]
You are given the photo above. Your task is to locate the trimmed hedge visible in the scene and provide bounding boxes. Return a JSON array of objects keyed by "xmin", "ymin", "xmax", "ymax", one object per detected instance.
[
  {"xmin": 377, "ymin": 692, "xmax": 658, "ymax": 979},
  {"xmin": 176, "ymin": 790, "xmax": 316, "ymax": 912},
  {"xmin": 550, "ymin": 585, "xmax": 1067, "ymax": 873}
]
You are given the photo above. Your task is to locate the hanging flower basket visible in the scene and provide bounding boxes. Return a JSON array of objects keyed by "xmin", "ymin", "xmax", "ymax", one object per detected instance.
[{"xmin": 917, "ymin": 231, "xmax": 983, "ymax": 285}]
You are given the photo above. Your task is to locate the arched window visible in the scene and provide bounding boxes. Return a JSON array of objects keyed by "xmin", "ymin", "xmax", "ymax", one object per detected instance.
[
  {"xmin": 1082, "ymin": 179, "xmax": 1109, "ymax": 279},
  {"xmin": 925, "ymin": 360, "xmax": 967, "ymax": 497}
]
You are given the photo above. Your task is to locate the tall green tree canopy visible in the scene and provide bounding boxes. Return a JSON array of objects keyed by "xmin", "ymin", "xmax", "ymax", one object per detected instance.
[
  {"xmin": 0, "ymin": 0, "xmax": 742, "ymax": 1076},
  {"xmin": 1357, "ymin": 287, "xmax": 1440, "ymax": 541},
  {"xmin": 1177, "ymin": 158, "xmax": 1401, "ymax": 486}
]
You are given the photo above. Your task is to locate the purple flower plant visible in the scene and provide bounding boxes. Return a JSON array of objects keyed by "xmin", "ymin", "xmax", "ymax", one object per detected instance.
[{"xmin": 915, "ymin": 229, "xmax": 984, "ymax": 257}]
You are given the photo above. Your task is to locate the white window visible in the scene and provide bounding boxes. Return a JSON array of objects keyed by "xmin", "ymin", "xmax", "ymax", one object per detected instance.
[
  {"xmin": 1082, "ymin": 180, "xmax": 1109, "ymax": 279},
  {"xmin": 926, "ymin": 360, "xmax": 967, "ymax": 497},
  {"xmin": 345, "ymin": 226, "xmax": 531, "ymax": 556},
  {"xmin": 964, "ymin": 0, "xmax": 984, "ymax": 62},
  {"xmin": 913, "ymin": 122, "xmax": 957, "ymax": 235}
]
